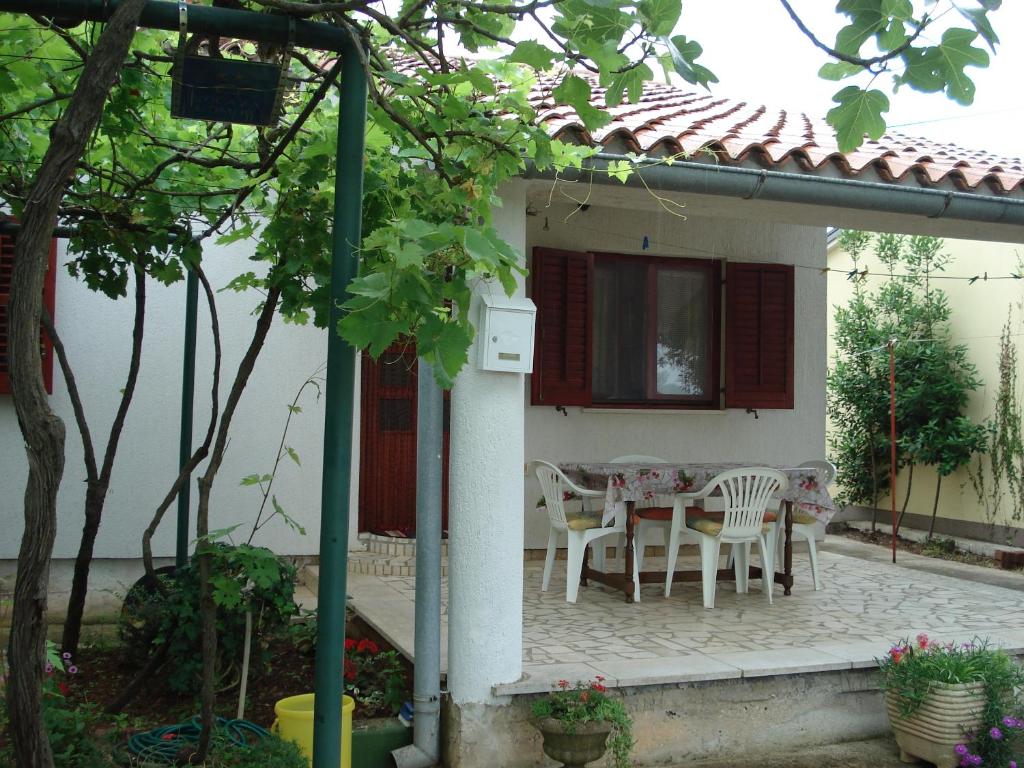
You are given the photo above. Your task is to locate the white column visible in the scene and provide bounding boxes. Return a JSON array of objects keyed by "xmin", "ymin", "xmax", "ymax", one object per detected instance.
[{"xmin": 447, "ymin": 181, "xmax": 527, "ymax": 704}]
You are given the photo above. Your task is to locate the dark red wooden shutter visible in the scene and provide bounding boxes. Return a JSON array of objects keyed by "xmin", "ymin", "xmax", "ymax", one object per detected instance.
[
  {"xmin": 725, "ymin": 262, "xmax": 794, "ymax": 409},
  {"xmin": 0, "ymin": 233, "xmax": 56, "ymax": 395},
  {"xmin": 530, "ymin": 247, "xmax": 592, "ymax": 406}
]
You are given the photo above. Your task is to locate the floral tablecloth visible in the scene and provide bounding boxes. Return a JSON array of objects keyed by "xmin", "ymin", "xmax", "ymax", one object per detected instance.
[{"xmin": 558, "ymin": 462, "xmax": 837, "ymax": 526}]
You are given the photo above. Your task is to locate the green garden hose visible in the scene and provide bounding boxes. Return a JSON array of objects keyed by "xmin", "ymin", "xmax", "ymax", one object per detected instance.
[{"xmin": 123, "ymin": 715, "xmax": 270, "ymax": 765}]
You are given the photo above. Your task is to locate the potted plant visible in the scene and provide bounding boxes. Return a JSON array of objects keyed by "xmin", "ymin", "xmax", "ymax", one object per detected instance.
[
  {"xmin": 530, "ymin": 677, "xmax": 633, "ymax": 768},
  {"xmin": 880, "ymin": 634, "xmax": 1024, "ymax": 768},
  {"xmin": 344, "ymin": 636, "xmax": 412, "ymax": 768}
]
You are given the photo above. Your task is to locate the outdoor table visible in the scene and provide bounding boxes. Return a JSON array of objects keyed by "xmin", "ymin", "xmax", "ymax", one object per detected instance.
[{"xmin": 558, "ymin": 462, "xmax": 837, "ymax": 602}]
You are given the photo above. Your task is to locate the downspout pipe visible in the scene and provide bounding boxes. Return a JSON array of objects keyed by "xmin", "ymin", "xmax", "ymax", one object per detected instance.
[
  {"xmin": 391, "ymin": 360, "xmax": 443, "ymax": 768},
  {"xmin": 523, "ymin": 152, "xmax": 1024, "ymax": 228}
]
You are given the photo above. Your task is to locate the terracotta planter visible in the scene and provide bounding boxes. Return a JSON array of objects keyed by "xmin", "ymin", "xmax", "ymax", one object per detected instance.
[
  {"xmin": 534, "ymin": 717, "xmax": 613, "ymax": 768},
  {"xmin": 885, "ymin": 683, "xmax": 986, "ymax": 768}
]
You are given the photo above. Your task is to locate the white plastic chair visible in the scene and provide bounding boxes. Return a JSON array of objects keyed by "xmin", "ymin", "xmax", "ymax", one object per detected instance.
[
  {"xmin": 532, "ymin": 460, "xmax": 625, "ymax": 603},
  {"xmin": 765, "ymin": 459, "xmax": 836, "ymax": 591},
  {"xmin": 666, "ymin": 467, "xmax": 788, "ymax": 609}
]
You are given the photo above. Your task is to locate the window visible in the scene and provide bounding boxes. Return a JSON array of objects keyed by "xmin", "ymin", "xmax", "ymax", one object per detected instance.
[
  {"xmin": 591, "ymin": 254, "xmax": 719, "ymax": 405},
  {"xmin": 0, "ymin": 231, "xmax": 57, "ymax": 395},
  {"xmin": 530, "ymin": 248, "xmax": 794, "ymax": 410}
]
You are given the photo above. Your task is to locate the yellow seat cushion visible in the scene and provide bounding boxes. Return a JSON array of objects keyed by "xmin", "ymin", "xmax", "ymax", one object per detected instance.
[
  {"xmin": 792, "ymin": 509, "xmax": 819, "ymax": 525},
  {"xmin": 686, "ymin": 517, "xmax": 771, "ymax": 536},
  {"xmin": 565, "ymin": 511, "xmax": 606, "ymax": 531}
]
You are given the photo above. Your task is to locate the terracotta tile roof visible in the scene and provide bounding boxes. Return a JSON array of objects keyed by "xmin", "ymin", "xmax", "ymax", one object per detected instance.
[{"xmin": 528, "ymin": 73, "xmax": 1024, "ymax": 197}]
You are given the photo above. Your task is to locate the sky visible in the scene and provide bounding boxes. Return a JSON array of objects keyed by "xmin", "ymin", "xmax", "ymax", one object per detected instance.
[{"xmin": 678, "ymin": 1, "xmax": 1024, "ymax": 159}]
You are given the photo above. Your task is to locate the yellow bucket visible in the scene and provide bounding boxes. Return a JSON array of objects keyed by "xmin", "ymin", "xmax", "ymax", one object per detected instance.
[{"xmin": 273, "ymin": 693, "xmax": 354, "ymax": 768}]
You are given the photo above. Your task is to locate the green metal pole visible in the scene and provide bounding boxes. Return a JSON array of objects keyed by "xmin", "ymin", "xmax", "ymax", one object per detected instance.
[
  {"xmin": 175, "ymin": 267, "xmax": 198, "ymax": 569},
  {"xmin": 312, "ymin": 40, "xmax": 366, "ymax": 768},
  {"xmin": 0, "ymin": 0, "xmax": 350, "ymax": 51}
]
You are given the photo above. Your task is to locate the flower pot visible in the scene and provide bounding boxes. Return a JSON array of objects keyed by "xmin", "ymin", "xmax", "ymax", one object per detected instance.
[
  {"xmin": 351, "ymin": 717, "xmax": 413, "ymax": 768},
  {"xmin": 885, "ymin": 683, "xmax": 986, "ymax": 768},
  {"xmin": 534, "ymin": 717, "xmax": 613, "ymax": 768}
]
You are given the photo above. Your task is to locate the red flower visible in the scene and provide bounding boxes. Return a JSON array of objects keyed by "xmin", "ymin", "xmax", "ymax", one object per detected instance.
[
  {"xmin": 344, "ymin": 638, "xmax": 357, "ymax": 651},
  {"xmin": 590, "ymin": 683, "xmax": 607, "ymax": 693},
  {"xmin": 557, "ymin": 679, "xmax": 570, "ymax": 689},
  {"xmin": 357, "ymin": 638, "xmax": 379, "ymax": 655},
  {"xmin": 344, "ymin": 659, "xmax": 357, "ymax": 681},
  {"xmin": 58, "ymin": 682, "xmax": 70, "ymax": 696},
  {"xmin": 916, "ymin": 633, "xmax": 929, "ymax": 649}
]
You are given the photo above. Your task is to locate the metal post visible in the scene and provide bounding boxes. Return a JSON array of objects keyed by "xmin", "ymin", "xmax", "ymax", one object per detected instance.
[
  {"xmin": 175, "ymin": 267, "xmax": 198, "ymax": 569},
  {"xmin": 312, "ymin": 40, "xmax": 366, "ymax": 768},
  {"xmin": 391, "ymin": 360, "xmax": 443, "ymax": 767}
]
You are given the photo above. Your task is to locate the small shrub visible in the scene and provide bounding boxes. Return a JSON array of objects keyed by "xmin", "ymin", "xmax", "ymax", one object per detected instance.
[
  {"xmin": 212, "ymin": 733, "xmax": 308, "ymax": 768},
  {"xmin": 344, "ymin": 638, "xmax": 406, "ymax": 717},
  {"xmin": 922, "ymin": 536, "xmax": 958, "ymax": 558},
  {"xmin": 531, "ymin": 677, "xmax": 634, "ymax": 768},
  {"xmin": 119, "ymin": 543, "xmax": 297, "ymax": 693}
]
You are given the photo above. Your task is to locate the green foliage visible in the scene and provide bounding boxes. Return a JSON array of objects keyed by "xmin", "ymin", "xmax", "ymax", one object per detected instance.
[
  {"xmin": 531, "ymin": 677, "xmax": 634, "ymax": 768},
  {"xmin": 119, "ymin": 544, "xmax": 297, "ymax": 694},
  {"xmin": 971, "ymin": 311, "xmax": 1024, "ymax": 524},
  {"xmin": 879, "ymin": 635, "xmax": 1024, "ymax": 766},
  {"xmin": 921, "ymin": 536, "xmax": 957, "ymax": 557},
  {"xmin": 210, "ymin": 733, "xmax": 308, "ymax": 768},
  {"xmin": 828, "ymin": 232, "xmax": 987, "ymax": 514},
  {"xmin": 0, "ymin": 3, "xmax": 1004, "ymax": 389},
  {"xmin": 343, "ymin": 637, "xmax": 408, "ymax": 718}
]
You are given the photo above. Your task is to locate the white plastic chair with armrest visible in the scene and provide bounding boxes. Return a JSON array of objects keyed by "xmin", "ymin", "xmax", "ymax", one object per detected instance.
[
  {"xmin": 765, "ymin": 459, "xmax": 836, "ymax": 590},
  {"xmin": 532, "ymin": 460, "xmax": 625, "ymax": 603},
  {"xmin": 666, "ymin": 467, "xmax": 788, "ymax": 608}
]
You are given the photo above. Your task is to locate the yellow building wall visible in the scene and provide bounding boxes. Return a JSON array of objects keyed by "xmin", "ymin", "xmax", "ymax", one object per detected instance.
[{"xmin": 827, "ymin": 235, "xmax": 1024, "ymax": 537}]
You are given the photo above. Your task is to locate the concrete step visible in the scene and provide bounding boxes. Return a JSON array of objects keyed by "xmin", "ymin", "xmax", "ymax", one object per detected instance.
[
  {"xmin": 301, "ymin": 548, "xmax": 448, "ymax": 596},
  {"xmin": 363, "ymin": 533, "xmax": 449, "ymax": 558}
]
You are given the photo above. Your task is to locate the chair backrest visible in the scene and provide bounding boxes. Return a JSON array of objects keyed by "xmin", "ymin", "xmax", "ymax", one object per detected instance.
[
  {"xmin": 713, "ymin": 467, "xmax": 789, "ymax": 541},
  {"xmin": 798, "ymin": 459, "xmax": 837, "ymax": 486},
  {"xmin": 532, "ymin": 459, "xmax": 610, "ymax": 530},
  {"xmin": 611, "ymin": 455, "xmax": 670, "ymax": 509}
]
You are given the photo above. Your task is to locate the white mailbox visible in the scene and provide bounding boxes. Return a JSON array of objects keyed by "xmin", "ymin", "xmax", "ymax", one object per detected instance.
[{"xmin": 477, "ymin": 294, "xmax": 537, "ymax": 373}]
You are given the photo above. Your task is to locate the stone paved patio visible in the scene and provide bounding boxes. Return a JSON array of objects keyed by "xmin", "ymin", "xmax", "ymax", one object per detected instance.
[{"xmin": 345, "ymin": 539, "xmax": 1024, "ymax": 696}]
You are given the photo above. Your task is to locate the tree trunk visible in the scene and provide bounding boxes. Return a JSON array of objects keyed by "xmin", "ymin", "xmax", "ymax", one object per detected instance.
[
  {"xmin": 928, "ymin": 474, "xmax": 943, "ymax": 540},
  {"xmin": 895, "ymin": 463, "xmax": 914, "ymax": 536},
  {"xmin": 5, "ymin": 4, "xmax": 145, "ymax": 766},
  {"xmin": 193, "ymin": 287, "xmax": 281, "ymax": 759},
  {"xmin": 61, "ymin": 266, "xmax": 146, "ymax": 655}
]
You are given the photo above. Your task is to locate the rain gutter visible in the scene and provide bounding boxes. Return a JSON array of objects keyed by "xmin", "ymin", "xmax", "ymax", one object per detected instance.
[{"xmin": 523, "ymin": 152, "xmax": 1024, "ymax": 228}]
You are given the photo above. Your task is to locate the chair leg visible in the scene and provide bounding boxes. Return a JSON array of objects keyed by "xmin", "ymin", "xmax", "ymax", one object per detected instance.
[
  {"xmin": 542, "ymin": 528, "xmax": 558, "ymax": 592},
  {"xmin": 631, "ymin": 529, "xmax": 643, "ymax": 604},
  {"xmin": 733, "ymin": 542, "xmax": 750, "ymax": 593},
  {"xmin": 700, "ymin": 537, "xmax": 721, "ymax": 609},
  {"xmin": 664, "ymin": 523, "xmax": 683, "ymax": 597},
  {"xmin": 592, "ymin": 537, "xmax": 605, "ymax": 572},
  {"xmin": 566, "ymin": 533, "xmax": 586, "ymax": 603},
  {"xmin": 758, "ymin": 534, "xmax": 773, "ymax": 605},
  {"xmin": 805, "ymin": 532, "xmax": 822, "ymax": 590}
]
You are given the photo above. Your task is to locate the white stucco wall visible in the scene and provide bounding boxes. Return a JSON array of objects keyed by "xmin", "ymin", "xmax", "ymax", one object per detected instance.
[
  {"xmin": 0, "ymin": 238, "xmax": 335, "ymax": 571},
  {"xmin": 521, "ymin": 198, "xmax": 828, "ymax": 549}
]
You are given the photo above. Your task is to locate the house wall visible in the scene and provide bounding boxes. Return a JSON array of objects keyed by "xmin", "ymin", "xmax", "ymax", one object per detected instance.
[
  {"xmin": 521, "ymin": 201, "xmax": 828, "ymax": 549},
  {"xmin": 0, "ymin": 238, "xmax": 346, "ymax": 608},
  {"xmin": 826, "ymin": 236, "xmax": 1024, "ymax": 538}
]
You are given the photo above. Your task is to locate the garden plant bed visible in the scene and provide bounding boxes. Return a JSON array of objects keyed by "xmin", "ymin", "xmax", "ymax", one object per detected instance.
[{"xmin": 837, "ymin": 526, "xmax": 1006, "ymax": 569}]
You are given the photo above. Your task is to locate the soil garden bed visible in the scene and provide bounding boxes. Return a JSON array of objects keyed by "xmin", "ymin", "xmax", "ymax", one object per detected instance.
[{"xmin": 835, "ymin": 524, "xmax": 1017, "ymax": 570}]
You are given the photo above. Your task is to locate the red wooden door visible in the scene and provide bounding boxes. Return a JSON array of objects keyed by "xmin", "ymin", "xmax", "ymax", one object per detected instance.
[{"xmin": 359, "ymin": 346, "xmax": 449, "ymax": 535}]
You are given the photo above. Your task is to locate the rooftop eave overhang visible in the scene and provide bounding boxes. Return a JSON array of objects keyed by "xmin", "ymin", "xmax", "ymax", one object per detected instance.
[{"xmin": 522, "ymin": 152, "xmax": 1024, "ymax": 232}]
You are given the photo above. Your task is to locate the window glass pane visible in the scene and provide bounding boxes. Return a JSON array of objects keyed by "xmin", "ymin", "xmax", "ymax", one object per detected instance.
[
  {"xmin": 656, "ymin": 267, "xmax": 710, "ymax": 397},
  {"xmin": 592, "ymin": 259, "xmax": 645, "ymax": 401}
]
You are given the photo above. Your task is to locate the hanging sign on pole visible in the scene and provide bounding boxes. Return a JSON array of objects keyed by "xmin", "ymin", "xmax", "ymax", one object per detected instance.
[{"xmin": 170, "ymin": 1, "xmax": 293, "ymax": 126}]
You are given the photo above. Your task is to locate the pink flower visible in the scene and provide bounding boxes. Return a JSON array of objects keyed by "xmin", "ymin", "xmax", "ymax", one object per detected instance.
[
  {"xmin": 916, "ymin": 633, "xmax": 929, "ymax": 649},
  {"xmin": 955, "ymin": 745, "xmax": 969, "ymax": 756},
  {"xmin": 67, "ymin": 665, "xmax": 78, "ymax": 675},
  {"xmin": 557, "ymin": 679, "xmax": 570, "ymax": 690},
  {"xmin": 989, "ymin": 726, "xmax": 1003, "ymax": 740}
]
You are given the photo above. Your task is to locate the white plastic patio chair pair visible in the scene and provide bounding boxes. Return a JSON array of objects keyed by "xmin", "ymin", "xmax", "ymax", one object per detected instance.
[
  {"xmin": 532, "ymin": 460, "xmax": 625, "ymax": 603},
  {"xmin": 664, "ymin": 467, "xmax": 789, "ymax": 609}
]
